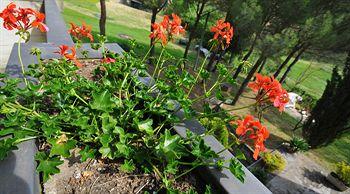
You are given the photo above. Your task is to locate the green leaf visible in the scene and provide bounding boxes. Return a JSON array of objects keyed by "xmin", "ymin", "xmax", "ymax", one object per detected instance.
[
  {"xmin": 119, "ymin": 159, "xmax": 135, "ymax": 173},
  {"xmin": 99, "ymin": 134, "xmax": 112, "ymax": 147},
  {"xmin": 101, "ymin": 113, "xmax": 117, "ymax": 133},
  {"xmin": 156, "ymin": 130, "xmax": 187, "ymax": 161},
  {"xmin": 115, "ymin": 142, "xmax": 132, "ymax": 157},
  {"xmin": 0, "ymin": 128, "xmax": 15, "ymax": 136},
  {"xmin": 229, "ymin": 158, "xmax": 245, "ymax": 183},
  {"xmin": 191, "ymin": 137, "xmax": 217, "ymax": 159},
  {"xmin": 90, "ymin": 90, "xmax": 115, "ymax": 112},
  {"xmin": 35, "ymin": 152, "xmax": 63, "ymax": 182},
  {"xmin": 99, "ymin": 147, "xmax": 112, "ymax": 159},
  {"xmin": 165, "ymin": 160, "xmax": 179, "ymax": 175},
  {"xmin": 0, "ymin": 138, "xmax": 18, "ymax": 160},
  {"xmin": 79, "ymin": 146, "xmax": 96, "ymax": 162},
  {"xmin": 204, "ymin": 185, "xmax": 213, "ymax": 194},
  {"xmin": 137, "ymin": 119, "xmax": 154, "ymax": 135},
  {"xmin": 48, "ymin": 137, "xmax": 77, "ymax": 158}
]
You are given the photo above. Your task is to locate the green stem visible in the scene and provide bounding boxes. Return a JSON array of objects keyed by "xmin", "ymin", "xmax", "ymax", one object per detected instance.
[
  {"xmin": 173, "ymin": 165, "xmax": 198, "ymax": 181},
  {"xmin": 152, "ymin": 47, "xmax": 165, "ymax": 78},
  {"xmin": 18, "ymin": 36, "xmax": 28, "ymax": 86},
  {"xmin": 14, "ymin": 136, "xmax": 39, "ymax": 144},
  {"xmin": 142, "ymin": 45, "xmax": 153, "ymax": 63},
  {"xmin": 197, "ymin": 103, "xmax": 257, "ymax": 118}
]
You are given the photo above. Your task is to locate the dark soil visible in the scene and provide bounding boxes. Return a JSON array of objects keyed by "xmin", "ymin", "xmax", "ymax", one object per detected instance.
[{"xmin": 44, "ymin": 150, "xmax": 206, "ymax": 194}]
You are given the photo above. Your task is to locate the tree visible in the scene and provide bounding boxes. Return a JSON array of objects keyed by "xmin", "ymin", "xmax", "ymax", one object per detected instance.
[
  {"xmin": 183, "ymin": 0, "xmax": 210, "ymax": 60},
  {"xmin": 303, "ymin": 50, "xmax": 350, "ymax": 147},
  {"xmin": 231, "ymin": 33, "xmax": 289, "ymax": 105},
  {"xmin": 99, "ymin": 0, "xmax": 106, "ymax": 35},
  {"xmin": 141, "ymin": 0, "xmax": 169, "ymax": 60}
]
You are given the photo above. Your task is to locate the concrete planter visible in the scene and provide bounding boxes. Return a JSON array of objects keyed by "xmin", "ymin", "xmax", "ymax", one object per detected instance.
[{"xmin": 327, "ymin": 172, "xmax": 348, "ymax": 192}]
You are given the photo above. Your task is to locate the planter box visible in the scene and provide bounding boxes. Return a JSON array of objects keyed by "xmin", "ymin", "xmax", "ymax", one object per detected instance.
[{"xmin": 327, "ymin": 172, "xmax": 348, "ymax": 192}]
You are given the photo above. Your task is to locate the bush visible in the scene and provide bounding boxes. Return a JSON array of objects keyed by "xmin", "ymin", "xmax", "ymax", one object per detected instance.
[
  {"xmin": 289, "ymin": 136, "xmax": 309, "ymax": 152},
  {"xmin": 261, "ymin": 151, "xmax": 286, "ymax": 173},
  {"xmin": 336, "ymin": 162, "xmax": 350, "ymax": 186}
]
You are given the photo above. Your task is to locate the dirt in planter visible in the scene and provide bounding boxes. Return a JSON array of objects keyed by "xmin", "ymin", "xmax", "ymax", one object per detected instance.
[{"xmin": 43, "ymin": 150, "xmax": 206, "ymax": 194}]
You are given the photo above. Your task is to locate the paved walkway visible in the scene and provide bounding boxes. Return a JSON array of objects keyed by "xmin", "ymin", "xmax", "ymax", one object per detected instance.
[
  {"xmin": 0, "ymin": 0, "xmax": 45, "ymax": 73},
  {"xmin": 266, "ymin": 150, "xmax": 350, "ymax": 194}
]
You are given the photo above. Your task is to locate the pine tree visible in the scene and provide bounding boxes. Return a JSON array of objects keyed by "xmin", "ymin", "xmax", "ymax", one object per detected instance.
[{"xmin": 303, "ymin": 50, "xmax": 350, "ymax": 147}]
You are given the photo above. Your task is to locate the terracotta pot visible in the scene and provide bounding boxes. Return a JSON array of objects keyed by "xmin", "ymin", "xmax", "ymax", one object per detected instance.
[{"xmin": 326, "ymin": 172, "xmax": 348, "ymax": 191}]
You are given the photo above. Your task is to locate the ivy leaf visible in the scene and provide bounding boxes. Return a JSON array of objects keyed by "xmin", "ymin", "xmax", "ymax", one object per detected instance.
[
  {"xmin": 101, "ymin": 113, "xmax": 117, "ymax": 133},
  {"xmin": 115, "ymin": 142, "xmax": 132, "ymax": 157},
  {"xmin": 90, "ymin": 90, "xmax": 115, "ymax": 112},
  {"xmin": 165, "ymin": 160, "xmax": 179, "ymax": 175},
  {"xmin": 191, "ymin": 137, "xmax": 217, "ymax": 159},
  {"xmin": 137, "ymin": 119, "xmax": 154, "ymax": 135},
  {"xmin": 156, "ymin": 130, "xmax": 187, "ymax": 161},
  {"xmin": 229, "ymin": 158, "xmax": 245, "ymax": 183},
  {"xmin": 79, "ymin": 146, "xmax": 96, "ymax": 162},
  {"xmin": 99, "ymin": 147, "xmax": 112, "ymax": 159},
  {"xmin": 35, "ymin": 152, "xmax": 63, "ymax": 182},
  {"xmin": 119, "ymin": 159, "xmax": 135, "ymax": 173},
  {"xmin": 48, "ymin": 137, "xmax": 77, "ymax": 158},
  {"xmin": 0, "ymin": 138, "xmax": 18, "ymax": 160},
  {"xmin": 99, "ymin": 134, "xmax": 112, "ymax": 147}
]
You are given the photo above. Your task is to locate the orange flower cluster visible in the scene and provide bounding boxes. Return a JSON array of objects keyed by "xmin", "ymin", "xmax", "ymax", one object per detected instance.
[
  {"xmin": 235, "ymin": 115, "xmax": 269, "ymax": 160},
  {"xmin": 149, "ymin": 13, "xmax": 185, "ymax": 46},
  {"xmin": 0, "ymin": 2, "xmax": 48, "ymax": 33},
  {"xmin": 68, "ymin": 22, "xmax": 94, "ymax": 42},
  {"xmin": 55, "ymin": 45, "xmax": 82, "ymax": 68},
  {"xmin": 248, "ymin": 73, "xmax": 289, "ymax": 112},
  {"xmin": 210, "ymin": 19, "xmax": 234, "ymax": 48}
]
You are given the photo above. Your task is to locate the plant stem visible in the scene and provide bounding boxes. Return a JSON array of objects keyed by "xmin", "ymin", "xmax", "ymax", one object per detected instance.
[
  {"xmin": 18, "ymin": 36, "xmax": 28, "ymax": 86},
  {"xmin": 197, "ymin": 103, "xmax": 256, "ymax": 118},
  {"xmin": 14, "ymin": 136, "xmax": 39, "ymax": 144},
  {"xmin": 142, "ymin": 45, "xmax": 153, "ymax": 63},
  {"xmin": 152, "ymin": 47, "xmax": 164, "ymax": 78}
]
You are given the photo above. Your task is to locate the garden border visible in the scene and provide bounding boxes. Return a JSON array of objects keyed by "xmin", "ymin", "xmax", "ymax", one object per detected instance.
[{"xmin": 0, "ymin": 0, "xmax": 271, "ymax": 193}]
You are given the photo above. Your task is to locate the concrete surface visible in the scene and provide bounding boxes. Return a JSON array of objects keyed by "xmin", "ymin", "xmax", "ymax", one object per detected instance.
[
  {"xmin": 266, "ymin": 151, "xmax": 350, "ymax": 194},
  {"xmin": 0, "ymin": 0, "xmax": 45, "ymax": 73}
]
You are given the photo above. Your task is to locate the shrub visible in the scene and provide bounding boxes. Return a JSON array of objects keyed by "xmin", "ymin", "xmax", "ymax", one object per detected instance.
[
  {"xmin": 336, "ymin": 162, "xmax": 350, "ymax": 186},
  {"xmin": 261, "ymin": 151, "xmax": 286, "ymax": 173},
  {"xmin": 289, "ymin": 136, "xmax": 309, "ymax": 152}
]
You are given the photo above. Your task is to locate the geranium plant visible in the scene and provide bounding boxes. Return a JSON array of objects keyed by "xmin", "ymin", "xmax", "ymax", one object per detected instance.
[{"xmin": 0, "ymin": 3, "xmax": 289, "ymax": 191}]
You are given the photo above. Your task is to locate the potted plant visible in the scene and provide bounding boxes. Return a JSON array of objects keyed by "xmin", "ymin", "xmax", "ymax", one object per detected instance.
[
  {"xmin": 0, "ymin": 2, "xmax": 289, "ymax": 193},
  {"xmin": 327, "ymin": 162, "xmax": 350, "ymax": 191}
]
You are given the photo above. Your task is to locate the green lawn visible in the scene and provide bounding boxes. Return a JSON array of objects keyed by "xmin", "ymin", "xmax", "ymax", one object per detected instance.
[{"xmin": 62, "ymin": 0, "xmax": 349, "ymax": 170}]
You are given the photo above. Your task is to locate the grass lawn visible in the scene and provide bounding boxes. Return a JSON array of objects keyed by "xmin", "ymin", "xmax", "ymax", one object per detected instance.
[{"xmin": 62, "ymin": 0, "xmax": 349, "ymax": 170}]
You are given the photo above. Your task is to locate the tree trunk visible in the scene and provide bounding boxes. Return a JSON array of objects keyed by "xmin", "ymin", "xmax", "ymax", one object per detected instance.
[
  {"xmin": 149, "ymin": 8, "xmax": 158, "ymax": 61},
  {"xmin": 183, "ymin": 1, "xmax": 206, "ymax": 60},
  {"xmin": 99, "ymin": 0, "xmax": 106, "ymax": 36},
  {"xmin": 232, "ymin": 34, "xmax": 258, "ymax": 80},
  {"xmin": 280, "ymin": 46, "xmax": 308, "ymax": 83},
  {"xmin": 232, "ymin": 55, "xmax": 266, "ymax": 105},
  {"xmin": 274, "ymin": 43, "xmax": 303, "ymax": 78},
  {"xmin": 257, "ymin": 57, "xmax": 267, "ymax": 74}
]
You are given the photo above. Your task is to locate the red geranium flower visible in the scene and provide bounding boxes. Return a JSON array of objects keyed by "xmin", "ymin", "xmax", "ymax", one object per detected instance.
[
  {"xmin": 0, "ymin": 3, "xmax": 48, "ymax": 33},
  {"xmin": 68, "ymin": 22, "xmax": 94, "ymax": 42},
  {"xmin": 210, "ymin": 19, "xmax": 234, "ymax": 48},
  {"xmin": 235, "ymin": 115, "xmax": 269, "ymax": 160},
  {"xmin": 101, "ymin": 57, "xmax": 116, "ymax": 64},
  {"xmin": 248, "ymin": 73, "xmax": 289, "ymax": 112},
  {"xmin": 149, "ymin": 13, "xmax": 185, "ymax": 46},
  {"xmin": 55, "ymin": 45, "xmax": 82, "ymax": 68}
]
